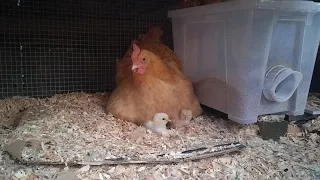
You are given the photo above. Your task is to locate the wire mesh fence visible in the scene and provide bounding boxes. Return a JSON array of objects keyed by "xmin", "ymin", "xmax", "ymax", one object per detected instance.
[{"xmin": 0, "ymin": 0, "xmax": 175, "ymax": 99}]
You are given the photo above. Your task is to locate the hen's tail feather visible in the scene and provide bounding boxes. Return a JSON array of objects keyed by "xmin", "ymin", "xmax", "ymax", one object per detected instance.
[{"xmin": 140, "ymin": 27, "xmax": 163, "ymax": 43}]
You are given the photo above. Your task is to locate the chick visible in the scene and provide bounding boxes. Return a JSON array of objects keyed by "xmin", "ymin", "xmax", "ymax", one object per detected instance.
[
  {"xmin": 167, "ymin": 109, "xmax": 193, "ymax": 129},
  {"xmin": 144, "ymin": 113, "xmax": 171, "ymax": 135},
  {"xmin": 180, "ymin": 109, "xmax": 193, "ymax": 122}
]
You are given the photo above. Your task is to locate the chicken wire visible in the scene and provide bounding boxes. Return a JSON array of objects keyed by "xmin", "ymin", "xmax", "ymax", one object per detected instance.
[{"xmin": 0, "ymin": 0, "xmax": 175, "ymax": 99}]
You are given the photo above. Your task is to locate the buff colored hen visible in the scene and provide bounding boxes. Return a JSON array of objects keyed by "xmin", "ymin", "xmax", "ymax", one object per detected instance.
[
  {"xmin": 115, "ymin": 27, "xmax": 182, "ymax": 86},
  {"xmin": 106, "ymin": 37, "xmax": 202, "ymax": 128}
]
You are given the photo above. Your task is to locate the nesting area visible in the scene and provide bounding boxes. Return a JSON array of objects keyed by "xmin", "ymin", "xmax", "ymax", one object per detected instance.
[{"xmin": 0, "ymin": 92, "xmax": 319, "ymax": 180}]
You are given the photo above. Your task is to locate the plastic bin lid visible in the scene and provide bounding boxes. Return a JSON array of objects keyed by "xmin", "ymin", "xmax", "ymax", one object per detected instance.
[{"xmin": 168, "ymin": 0, "xmax": 320, "ymax": 18}]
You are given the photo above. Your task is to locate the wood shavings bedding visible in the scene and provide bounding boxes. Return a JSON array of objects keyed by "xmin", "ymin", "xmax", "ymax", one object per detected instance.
[
  {"xmin": 307, "ymin": 93, "xmax": 320, "ymax": 109},
  {"xmin": 0, "ymin": 92, "xmax": 319, "ymax": 180}
]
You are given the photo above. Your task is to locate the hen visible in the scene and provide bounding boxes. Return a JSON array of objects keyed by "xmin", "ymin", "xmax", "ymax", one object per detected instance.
[
  {"xmin": 115, "ymin": 27, "xmax": 182, "ymax": 86},
  {"xmin": 106, "ymin": 41, "xmax": 202, "ymax": 128}
]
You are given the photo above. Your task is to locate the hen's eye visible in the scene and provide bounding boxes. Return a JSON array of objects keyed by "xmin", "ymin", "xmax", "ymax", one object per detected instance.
[
  {"xmin": 162, "ymin": 118, "xmax": 165, "ymax": 120},
  {"xmin": 142, "ymin": 58, "xmax": 146, "ymax": 61}
]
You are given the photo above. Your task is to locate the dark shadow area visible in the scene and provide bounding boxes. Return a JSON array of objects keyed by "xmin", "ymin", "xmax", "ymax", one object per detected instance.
[{"xmin": 310, "ymin": 45, "xmax": 320, "ymax": 93}]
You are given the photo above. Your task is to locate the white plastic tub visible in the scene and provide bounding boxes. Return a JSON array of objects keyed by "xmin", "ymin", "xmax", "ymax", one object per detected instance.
[{"xmin": 168, "ymin": 0, "xmax": 320, "ymax": 124}]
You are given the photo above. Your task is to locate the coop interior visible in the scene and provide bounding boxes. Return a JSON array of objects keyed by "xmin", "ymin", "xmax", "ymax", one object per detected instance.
[{"xmin": 1, "ymin": 0, "xmax": 320, "ymax": 179}]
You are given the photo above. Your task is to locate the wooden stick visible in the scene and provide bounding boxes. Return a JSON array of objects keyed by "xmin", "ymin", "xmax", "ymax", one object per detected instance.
[{"xmin": 22, "ymin": 144, "xmax": 245, "ymax": 167}]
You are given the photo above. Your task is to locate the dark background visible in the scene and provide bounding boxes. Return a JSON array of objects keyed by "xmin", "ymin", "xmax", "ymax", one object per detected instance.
[
  {"xmin": 0, "ymin": 0, "xmax": 319, "ymax": 99},
  {"xmin": 310, "ymin": 47, "xmax": 320, "ymax": 93},
  {"xmin": 0, "ymin": 0, "xmax": 176, "ymax": 98}
]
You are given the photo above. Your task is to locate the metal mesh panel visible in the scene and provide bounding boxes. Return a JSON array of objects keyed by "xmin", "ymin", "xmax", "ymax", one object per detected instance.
[{"xmin": 0, "ymin": 0, "xmax": 175, "ymax": 99}]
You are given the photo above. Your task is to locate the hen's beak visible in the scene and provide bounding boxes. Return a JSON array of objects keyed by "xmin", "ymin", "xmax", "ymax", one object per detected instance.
[
  {"xmin": 168, "ymin": 119, "xmax": 171, "ymax": 122},
  {"xmin": 131, "ymin": 64, "xmax": 139, "ymax": 72}
]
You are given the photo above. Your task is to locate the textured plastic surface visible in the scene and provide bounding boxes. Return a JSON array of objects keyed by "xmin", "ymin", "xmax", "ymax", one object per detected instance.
[{"xmin": 168, "ymin": 0, "xmax": 320, "ymax": 124}]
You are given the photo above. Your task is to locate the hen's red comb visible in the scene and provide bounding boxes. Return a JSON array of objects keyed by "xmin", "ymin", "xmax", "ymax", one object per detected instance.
[{"xmin": 131, "ymin": 42, "xmax": 140, "ymax": 63}]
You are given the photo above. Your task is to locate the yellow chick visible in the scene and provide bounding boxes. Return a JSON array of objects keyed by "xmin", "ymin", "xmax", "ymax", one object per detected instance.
[{"xmin": 144, "ymin": 113, "xmax": 171, "ymax": 135}]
